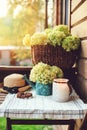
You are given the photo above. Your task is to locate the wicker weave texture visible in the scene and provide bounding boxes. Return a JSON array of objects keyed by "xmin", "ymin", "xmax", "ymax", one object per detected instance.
[{"xmin": 31, "ymin": 45, "xmax": 78, "ymax": 69}]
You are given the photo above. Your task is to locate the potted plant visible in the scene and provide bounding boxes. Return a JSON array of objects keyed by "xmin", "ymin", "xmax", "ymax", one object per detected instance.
[
  {"xmin": 23, "ymin": 25, "xmax": 80, "ymax": 69},
  {"xmin": 28, "ymin": 62, "xmax": 63, "ymax": 96}
]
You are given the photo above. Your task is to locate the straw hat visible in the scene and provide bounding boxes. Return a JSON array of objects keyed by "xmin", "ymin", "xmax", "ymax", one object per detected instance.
[{"xmin": 2, "ymin": 73, "xmax": 31, "ymax": 94}]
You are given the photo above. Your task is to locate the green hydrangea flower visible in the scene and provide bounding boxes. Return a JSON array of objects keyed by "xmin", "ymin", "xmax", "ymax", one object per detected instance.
[
  {"xmin": 62, "ymin": 36, "xmax": 80, "ymax": 51},
  {"xmin": 48, "ymin": 30, "xmax": 65, "ymax": 46},
  {"xmin": 23, "ymin": 25, "xmax": 80, "ymax": 52},
  {"xmin": 31, "ymin": 32, "xmax": 49, "ymax": 46},
  {"xmin": 54, "ymin": 25, "xmax": 71, "ymax": 36}
]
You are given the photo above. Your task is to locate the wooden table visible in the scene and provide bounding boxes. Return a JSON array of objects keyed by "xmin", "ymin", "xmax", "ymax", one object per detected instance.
[{"xmin": 0, "ymin": 89, "xmax": 87, "ymax": 130}]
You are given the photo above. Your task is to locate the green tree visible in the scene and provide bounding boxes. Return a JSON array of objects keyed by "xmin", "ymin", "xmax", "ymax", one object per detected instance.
[{"xmin": 0, "ymin": 0, "xmax": 45, "ymax": 46}]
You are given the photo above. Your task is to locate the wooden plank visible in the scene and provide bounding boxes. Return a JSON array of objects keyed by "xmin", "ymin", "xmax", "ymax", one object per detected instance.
[
  {"xmin": 0, "ymin": 83, "xmax": 3, "ymax": 88},
  {"xmin": 52, "ymin": 125, "xmax": 68, "ymax": 130},
  {"xmin": 71, "ymin": 1, "xmax": 87, "ymax": 25},
  {"xmin": 44, "ymin": 0, "xmax": 48, "ymax": 28},
  {"xmin": 78, "ymin": 58, "xmax": 87, "ymax": 79},
  {"xmin": 68, "ymin": 0, "xmax": 71, "ymax": 30},
  {"xmin": 79, "ymin": 114, "xmax": 87, "ymax": 130},
  {"xmin": 53, "ymin": 0, "xmax": 62, "ymax": 25},
  {"xmin": 0, "ymin": 66, "xmax": 32, "ymax": 71},
  {"xmin": 75, "ymin": 119, "xmax": 82, "ymax": 130},
  {"xmin": 0, "ymin": 51, "xmax": 1, "ymax": 58},
  {"xmin": 71, "ymin": 0, "xmax": 82, "ymax": 11},
  {"xmin": 77, "ymin": 75, "xmax": 87, "ymax": 101},
  {"xmin": 71, "ymin": 21, "xmax": 87, "ymax": 38},
  {"xmin": 80, "ymin": 40, "xmax": 87, "ymax": 58},
  {"xmin": 0, "ymin": 93, "xmax": 7, "ymax": 104}
]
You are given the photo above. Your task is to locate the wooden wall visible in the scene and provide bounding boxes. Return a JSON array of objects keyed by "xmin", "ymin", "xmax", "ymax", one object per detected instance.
[{"xmin": 70, "ymin": 0, "xmax": 87, "ymax": 102}]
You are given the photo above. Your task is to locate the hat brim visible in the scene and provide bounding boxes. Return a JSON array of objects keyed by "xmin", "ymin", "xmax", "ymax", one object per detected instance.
[
  {"xmin": 0, "ymin": 88, "xmax": 8, "ymax": 94},
  {"xmin": 18, "ymin": 85, "xmax": 31, "ymax": 92}
]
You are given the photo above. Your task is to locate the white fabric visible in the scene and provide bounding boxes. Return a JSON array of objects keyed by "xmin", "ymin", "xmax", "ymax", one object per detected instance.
[{"xmin": 0, "ymin": 90, "xmax": 87, "ymax": 119}]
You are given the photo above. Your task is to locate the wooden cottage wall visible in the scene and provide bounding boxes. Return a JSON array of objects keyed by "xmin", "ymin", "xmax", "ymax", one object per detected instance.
[{"xmin": 70, "ymin": 0, "xmax": 87, "ymax": 101}]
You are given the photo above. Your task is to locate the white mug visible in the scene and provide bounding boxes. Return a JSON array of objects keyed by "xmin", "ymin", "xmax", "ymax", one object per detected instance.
[{"xmin": 52, "ymin": 78, "xmax": 72, "ymax": 102}]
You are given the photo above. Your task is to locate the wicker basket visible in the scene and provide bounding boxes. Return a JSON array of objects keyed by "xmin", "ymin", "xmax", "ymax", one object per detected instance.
[{"xmin": 31, "ymin": 44, "xmax": 78, "ymax": 69}]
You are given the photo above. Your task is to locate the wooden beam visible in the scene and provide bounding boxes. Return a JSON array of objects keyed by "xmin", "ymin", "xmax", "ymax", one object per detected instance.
[
  {"xmin": 45, "ymin": 0, "xmax": 48, "ymax": 28},
  {"xmin": 79, "ymin": 114, "xmax": 87, "ymax": 130}
]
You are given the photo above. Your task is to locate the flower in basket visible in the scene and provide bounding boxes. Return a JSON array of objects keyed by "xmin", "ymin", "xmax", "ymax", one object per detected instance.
[
  {"xmin": 44, "ymin": 24, "xmax": 71, "ymax": 47},
  {"xmin": 45, "ymin": 25, "xmax": 80, "ymax": 50},
  {"xmin": 62, "ymin": 35, "xmax": 80, "ymax": 51},
  {"xmin": 23, "ymin": 25, "xmax": 80, "ymax": 51},
  {"xmin": 31, "ymin": 32, "xmax": 49, "ymax": 46},
  {"xmin": 29, "ymin": 62, "xmax": 63, "ymax": 96},
  {"xmin": 23, "ymin": 32, "xmax": 49, "ymax": 46},
  {"xmin": 47, "ymin": 30, "xmax": 66, "ymax": 46},
  {"xmin": 23, "ymin": 25, "xmax": 80, "ymax": 69},
  {"xmin": 53, "ymin": 24, "xmax": 71, "ymax": 36}
]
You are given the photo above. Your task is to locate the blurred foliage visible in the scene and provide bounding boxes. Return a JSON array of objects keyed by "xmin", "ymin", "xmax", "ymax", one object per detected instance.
[
  {"xmin": 0, "ymin": 0, "xmax": 45, "ymax": 46},
  {"xmin": 12, "ymin": 46, "xmax": 31, "ymax": 61}
]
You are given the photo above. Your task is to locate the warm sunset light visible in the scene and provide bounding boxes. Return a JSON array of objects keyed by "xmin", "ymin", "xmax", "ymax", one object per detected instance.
[{"xmin": 0, "ymin": 0, "xmax": 8, "ymax": 17}]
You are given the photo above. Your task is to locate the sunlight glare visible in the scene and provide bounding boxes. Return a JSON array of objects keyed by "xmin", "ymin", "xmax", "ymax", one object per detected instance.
[
  {"xmin": 0, "ymin": 0, "xmax": 8, "ymax": 17},
  {"xmin": 13, "ymin": 5, "xmax": 22, "ymax": 18}
]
